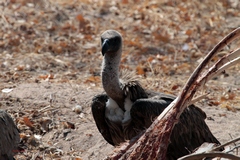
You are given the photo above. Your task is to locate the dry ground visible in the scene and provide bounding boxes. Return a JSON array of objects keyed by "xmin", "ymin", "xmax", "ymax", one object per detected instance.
[{"xmin": 0, "ymin": 0, "xmax": 240, "ymax": 159}]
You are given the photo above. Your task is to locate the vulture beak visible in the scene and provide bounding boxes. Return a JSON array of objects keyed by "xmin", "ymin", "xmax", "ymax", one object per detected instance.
[{"xmin": 101, "ymin": 39, "xmax": 110, "ymax": 56}]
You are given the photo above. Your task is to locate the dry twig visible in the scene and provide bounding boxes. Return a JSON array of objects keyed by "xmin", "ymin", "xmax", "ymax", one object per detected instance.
[
  {"xmin": 178, "ymin": 152, "xmax": 240, "ymax": 160},
  {"xmin": 212, "ymin": 136, "xmax": 240, "ymax": 152},
  {"xmin": 178, "ymin": 136, "xmax": 240, "ymax": 159}
]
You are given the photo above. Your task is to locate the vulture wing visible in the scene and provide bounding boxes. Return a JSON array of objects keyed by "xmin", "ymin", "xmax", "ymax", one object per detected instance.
[
  {"xmin": 91, "ymin": 94, "xmax": 115, "ymax": 145},
  {"xmin": 0, "ymin": 110, "xmax": 20, "ymax": 160},
  {"xmin": 130, "ymin": 94, "xmax": 221, "ymax": 159}
]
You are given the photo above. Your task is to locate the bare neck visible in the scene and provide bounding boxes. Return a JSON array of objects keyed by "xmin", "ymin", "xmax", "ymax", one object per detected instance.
[{"xmin": 101, "ymin": 50, "xmax": 124, "ymax": 109}]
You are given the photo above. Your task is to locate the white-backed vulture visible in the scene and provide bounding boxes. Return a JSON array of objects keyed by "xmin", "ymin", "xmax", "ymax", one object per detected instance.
[{"xmin": 91, "ymin": 30, "xmax": 220, "ymax": 159}]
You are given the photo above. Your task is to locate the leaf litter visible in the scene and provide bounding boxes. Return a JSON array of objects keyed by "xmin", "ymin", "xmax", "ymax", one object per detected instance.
[{"xmin": 0, "ymin": 0, "xmax": 239, "ymax": 159}]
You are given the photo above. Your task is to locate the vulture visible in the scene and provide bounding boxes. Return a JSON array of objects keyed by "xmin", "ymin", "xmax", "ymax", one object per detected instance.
[
  {"xmin": 0, "ymin": 110, "xmax": 20, "ymax": 160},
  {"xmin": 91, "ymin": 30, "xmax": 220, "ymax": 159}
]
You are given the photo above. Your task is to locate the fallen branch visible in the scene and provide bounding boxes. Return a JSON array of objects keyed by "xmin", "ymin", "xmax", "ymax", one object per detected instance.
[
  {"xmin": 178, "ymin": 136, "xmax": 240, "ymax": 160},
  {"xmin": 226, "ymin": 144, "xmax": 240, "ymax": 154},
  {"xmin": 106, "ymin": 27, "xmax": 240, "ymax": 159},
  {"xmin": 212, "ymin": 136, "xmax": 240, "ymax": 152},
  {"xmin": 204, "ymin": 48, "xmax": 240, "ymax": 82},
  {"xmin": 178, "ymin": 152, "xmax": 240, "ymax": 160},
  {"xmin": 188, "ymin": 47, "xmax": 240, "ymax": 105}
]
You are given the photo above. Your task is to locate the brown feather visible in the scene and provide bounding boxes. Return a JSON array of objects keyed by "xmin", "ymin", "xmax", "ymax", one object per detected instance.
[{"xmin": 120, "ymin": 69, "xmax": 148, "ymax": 101}]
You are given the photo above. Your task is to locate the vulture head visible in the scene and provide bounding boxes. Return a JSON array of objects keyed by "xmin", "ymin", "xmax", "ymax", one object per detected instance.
[{"xmin": 101, "ymin": 30, "xmax": 122, "ymax": 56}]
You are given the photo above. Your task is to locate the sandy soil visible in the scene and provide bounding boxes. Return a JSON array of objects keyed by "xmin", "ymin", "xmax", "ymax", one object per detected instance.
[
  {"xmin": 0, "ymin": 81, "xmax": 239, "ymax": 159},
  {"xmin": 0, "ymin": 0, "xmax": 240, "ymax": 159}
]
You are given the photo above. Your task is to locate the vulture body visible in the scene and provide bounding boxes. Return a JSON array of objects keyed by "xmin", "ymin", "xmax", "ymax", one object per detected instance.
[
  {"xmin": 0, "ymin": 110, "xmax": 20, "ymax": 160},
  {"xmin": 91, "ymin": 30, "xmax": 220, "ymax": 159}
]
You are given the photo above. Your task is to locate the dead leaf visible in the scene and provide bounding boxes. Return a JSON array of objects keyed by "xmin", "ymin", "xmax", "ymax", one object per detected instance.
[
  {"xmin": 220, "ymin": 96, "xmax": 228, "ymax": 101},
  {"xmin": 136, "ymin": 65, "xmax": 145, "ymax": 75},
  {"xmin": 85, "ymin": 76, "xmax": 100, "ymax": 83},
  {"xmin": 20, "ymin": 133, "xmax": 28, "ymax": 141},
  {"xmin": 219, "ymin": 113, "xmax": 226, "ymax": 117},
  {"xmin": 23, "ymin": 116, "xmax": 34, "ymax": 128},
  {"xmin": 171, "ymin": 85, "xmax": 179, "ymax": 90},
  {"xmin": 62, "ymin": 121, "xmax": 75, "ymax": 129},
  {"xmin": 185, "ymin": 29, "xmax": 193, "ymax": 36},
  {"xmin": 228, "ymin": 92, "xmax": 236, "ymax": 100},
  {"xmin": 208, "ymin": 101, "xmax": 220, "ymax": 106},
  {"xmin": 122, "ymin": 0, "xmax": 128, "ymax": 4},
  {"xmin": 84, "ymin": 35, "xmax": 93, "ymax": 40},
  {"xmin": 86, "ymin": 133, "xmax": 93, "ymax": 137},
  {"xmin": 147, "ymin": 56, "xmax": 154, "ymax": 62},
  {"xmin": 225, "ymin": 105, "xmax": 236, "ymax": 112},
  {"xmin": 177, "ymin": 63, "xmax": 191, "ymax": 70},
  {"xmin": 39, "ymin": 74, "xmax": 54, "ymax": 80},
  {"xmin": 76, "ymin": 14, "xmax": 85, "ymax": 22},
  {"xmin": 59, "ymin": 41, "xmax": 68, "ymax": 48},
  {"xmin": 15, "ymin": 65, "xmax": 25, "ymax": 71},
  {"xmin": 124, "ymin": 39, "xmax": 142, "ymax": 48},
  {"xmin": 153, "ymin": 31, "xmax": 170, "ymax": 43}
]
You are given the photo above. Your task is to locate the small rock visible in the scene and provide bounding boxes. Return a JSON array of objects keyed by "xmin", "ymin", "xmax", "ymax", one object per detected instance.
[
  {"xmin": 182, "ymin": 43, "xmax": 189, "ymax": 51},
  {"xmin": 79, "ymin": 112, "xmax": 84, "ymax": 119},
  {"xmin": 1, "ymin": 88, "xmax": 13, "ymax": 93},
  {"xmin": 34, "ymin": 134, "xmax": 42, "ymax": 141},
  {"xmin": 28, "ymin": 134, "xmax": 42, "ymax": 146},
  {"xmin": 72, "ymin": 105, "xmax": 82, "ymax": 114}
]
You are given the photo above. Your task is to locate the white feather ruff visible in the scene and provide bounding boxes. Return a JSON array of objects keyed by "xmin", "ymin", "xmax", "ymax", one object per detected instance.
[
  {"xmin": 105, "ymin": 98, "xmax": 124, "ymax": 122},
  {"xmin": 105, "ymin": 95, "xmax": 133, "ymax": 123}
]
